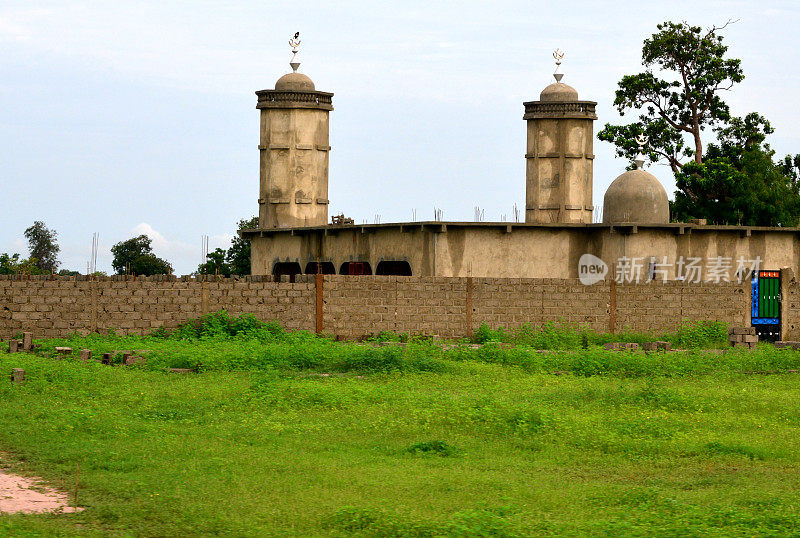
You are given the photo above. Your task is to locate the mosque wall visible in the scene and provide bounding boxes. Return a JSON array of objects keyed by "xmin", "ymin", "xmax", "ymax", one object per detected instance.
[{"xmin": 249, "ymin": 224, "xmax": 800, "ymax": 280}]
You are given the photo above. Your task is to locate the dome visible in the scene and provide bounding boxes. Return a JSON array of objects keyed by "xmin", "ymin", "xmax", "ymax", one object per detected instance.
[
  {"xmin": 603, "ymin": 169, "xmax": 670, "ymax": 224},
  {"xmin": 275, "ymin": 72, "xmax": 315, "ymax": 91},
  {"xmin": 540, "ymin": 82, "xmax": 578, "ymax": 102}
]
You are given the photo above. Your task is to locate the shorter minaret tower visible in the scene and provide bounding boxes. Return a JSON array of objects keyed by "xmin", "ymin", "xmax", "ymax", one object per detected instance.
[
  {"xmin": 523, "ymin": 51, "xmax": 597, "ymax": 224},
  {"xmin": 256, "ymin": 34, "xmax": 333, "ymax": 228}
]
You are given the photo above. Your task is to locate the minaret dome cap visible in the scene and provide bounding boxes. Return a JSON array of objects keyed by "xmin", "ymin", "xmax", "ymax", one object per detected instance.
[
  {"xmin": 275, "ymin": 72, "xmax": 315, "ymax": 91},
  {"xmin": 539, "ymin": 81, "xmax": 579, "ymax": 102}
]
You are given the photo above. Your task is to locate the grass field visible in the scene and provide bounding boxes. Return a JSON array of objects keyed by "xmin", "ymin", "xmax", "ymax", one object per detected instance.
[{"xmin": 2, "ymin": 314, "xmax": 800, "ymax": 536}]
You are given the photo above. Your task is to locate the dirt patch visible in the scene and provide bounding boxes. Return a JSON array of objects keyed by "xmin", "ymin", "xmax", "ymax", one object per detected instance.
[{"xmin": 0, "ymin": 468, "xmax": 82, "ymax": 514}]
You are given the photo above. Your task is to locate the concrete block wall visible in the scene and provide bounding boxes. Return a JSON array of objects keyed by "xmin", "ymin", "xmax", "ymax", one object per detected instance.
[
  {"xmin": 0, "ymin": 274, "xmax": 753, "ymax": 339},
  {"xmin": 782, "ymin": 269, "xmax": 800, "ymax": 341},
  {"xmin": 0, "ymin": 275, "xmax": 315, "ymax": 337},
  {"xmin": 470, "ymin": 278, "xmax": 611, "ymax": 332},
  {"xmin": 615, "ymin": 280, "xmax": 749, "ymax": 333},
  {"xmin": 322, "ymin": 276, "xmax": 468, "ymax": 338}
]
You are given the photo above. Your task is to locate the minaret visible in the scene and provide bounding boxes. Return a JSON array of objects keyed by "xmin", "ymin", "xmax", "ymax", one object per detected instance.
[
  {"xmin": 256, "ymin": 34, "xmax": 333, "ymax": 228},
  {"xmin": 523, "ymin": 50, "xmax": 597, "ymax": 224}
]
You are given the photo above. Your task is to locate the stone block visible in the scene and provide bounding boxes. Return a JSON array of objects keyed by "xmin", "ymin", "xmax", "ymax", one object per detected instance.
[
  {"xmin": 8, "ymin": 340, "xmax": 20, "ymax": 353},
  {"xmin": 730, "ymin": 327, "xmax": 755, "ymax": 335},
  {"xmin": 641, "ymin": 342, "xmax": 657, "ymax": 351},
  {"xmin": 655, "ymin": 341, "xmax": 671, "ymax": 351},
  {"xmin": 124, "ymin": 355, "xmax": 145, "ymax": 366},
  {"xmin": 775, "ymin": 341, "xmax": 800, "ymax": 350},
  {"xmin": 743, "ymin": 335, "xmax": 759, "ymax": 343},
  {"xmin": 21, "ymin": 332, "xmax": 32, "ymax": 351},
  {"xmin": 79, "ymin": 349, "xmax": 92, "ymax": 362},
  {"xmin": 10, "ymin": 368, "xmax": 24, "ymax": 383},
  {"xmin": 626, "ymin": 343, "xmax": 640, "ymax": 351},
  {"xmin": 55, "ymin": 346, "xmax": 73, "ymax": 354},
  {"xmin": 101, "ymin": 353, "xmax": 111, "ymax": 365}
]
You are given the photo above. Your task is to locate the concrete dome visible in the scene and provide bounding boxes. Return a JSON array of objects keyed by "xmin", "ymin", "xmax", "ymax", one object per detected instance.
[
  {"xmin": 603, "ymin": 169, "xmax": 670, "ymax": 224},
  {"xmin": 540, "ymin": 82, "xmax": 578, "ymax": 102},
  {"xmin": 275, "ymin": 72, "xmax": 315, "ymax": 91}
]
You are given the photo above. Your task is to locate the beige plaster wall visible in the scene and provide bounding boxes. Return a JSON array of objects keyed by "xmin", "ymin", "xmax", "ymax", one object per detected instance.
[
  {"xmin": 259, "ymin": 107, "xmax": 330, "ymax": 228},
  {"xmin": 250, "ymin": 225, "xmax": 800, "ymax": 280},
  {"xmin": 250, "ymin": 226, "xmax": 436, "ymax": 276},
  {"xmin": 525, "ymin": 117, "xmax": 594, "ymax": 224}
]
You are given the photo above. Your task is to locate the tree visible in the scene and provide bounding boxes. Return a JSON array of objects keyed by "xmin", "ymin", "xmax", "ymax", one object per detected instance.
[
  {"xmin": 198, "ymin": 248, "xmax": 231, "ymax": 276},
  {"xmin": 670, "ymin": 113, "xmax": 800, "ymax": 225},
  {"xmin": 600, "ymin": 21, "xmax": 800, "ymax": 226},
  {"xmin": 226, "ymin": 216, "xmax": 258, "ymax": 275},
  {"xmin": 0, "ymin": 253, "xmax": 42, "ymax": 275},
  {"xmin": 598, "ymin": 20, "xmax": 743, "ymax": 173},
  {"xmin": 24, "ymin": 221, "xmax": 60, "ymax": 273},
  {"xmin": 780, "ymin": 154, "xmax": 800, "ymax": 183},
  {"xmin": 111, "ymin": 235, "xmax": 172, "ymax": 275}
]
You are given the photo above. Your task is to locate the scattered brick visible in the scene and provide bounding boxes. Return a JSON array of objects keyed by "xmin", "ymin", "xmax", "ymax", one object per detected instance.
[
  {"xmin": 21, "ymin": 332, "xmax": 32, "ymax": 351},
  {"xmin": 167, "ymin": 368, "xmax": 193, "ymax": 374},
  {"xmin": 10, "ymin": 369, "xmax": 24, "ymax": 383}
]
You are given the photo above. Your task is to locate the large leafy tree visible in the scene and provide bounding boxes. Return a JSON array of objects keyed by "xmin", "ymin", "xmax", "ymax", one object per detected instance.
[
  {"xmin": 598, "ymin": 20, "xmax": 743, "ymax": 173},
  {"xmin": 670, "ymin": 112, "xmax": 800, "ymax": 225},
  {"xmin": 600, "ymin": 21, "xmax": 799, "ymax": 225},
  {"xmin": 24, "ymin": 221, "xmax": 60, "ymax": 273},
  {"xmin": 111, "ymin": 235, "xmax": 172, "ymax": 276}
]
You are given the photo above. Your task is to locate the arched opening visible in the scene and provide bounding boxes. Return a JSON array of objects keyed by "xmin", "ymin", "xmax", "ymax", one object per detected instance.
[
  {"xmin": 339, "ymin": 262, "xmax": 372, "ymax": 275},
  {"xmin": 272, "ymin": 262, "xmax": 302, "ymax": 282},
  {"xmin": 304, "ymin": 261, "xmax": 336, "ymax": 274},
  {"xmin": 375, "ymin": 260, "xmax": 413, "ymax": 276}
]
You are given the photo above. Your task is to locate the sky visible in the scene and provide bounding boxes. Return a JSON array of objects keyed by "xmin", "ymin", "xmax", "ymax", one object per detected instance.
[{"xmin": 2, "ymin": 1, "xmax": 798, "ymax": 275}]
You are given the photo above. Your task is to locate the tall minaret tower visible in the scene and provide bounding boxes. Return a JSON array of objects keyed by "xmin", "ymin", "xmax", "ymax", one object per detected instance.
[
  {"xmin": 256, "ymin": 34, "xmax": 333, "ymax": 228},
  {"xmin": 523, "ymin": 51, "xmax": 597, "ymax": 224}
]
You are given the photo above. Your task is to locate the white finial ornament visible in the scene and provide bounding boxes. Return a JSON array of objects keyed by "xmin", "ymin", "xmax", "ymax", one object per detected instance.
[
  {"xmin": 289, "ymin": 32, "xmax": 301, "ymax": 72},
  {"xmin": 553, "ymin": 49, "xmax": 565, "ymax": 82},
  {"xmin": 634, "ymin": 134, "xmax": 648, "ymax": 169}
]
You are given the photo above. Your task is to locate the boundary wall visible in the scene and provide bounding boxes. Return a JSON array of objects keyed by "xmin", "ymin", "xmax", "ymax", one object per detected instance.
[{"xmin": 0, "ymin": 274, "xmax": 750, "ymax": 339}]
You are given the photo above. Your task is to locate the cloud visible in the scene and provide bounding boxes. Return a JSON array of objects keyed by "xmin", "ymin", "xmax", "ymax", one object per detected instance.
[
  {"xmin": 0, "ymin": 6, "xmax": 55, "ymax": 43},
  {"xmin": 130, "ymin": 223, "xmax": 234, "ymax": 275}
]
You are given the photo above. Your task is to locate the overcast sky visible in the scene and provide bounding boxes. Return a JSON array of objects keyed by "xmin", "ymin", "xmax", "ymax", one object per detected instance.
[{"xmin": 2, "ymin": 1, "xmax": 798, "ymax": 275}]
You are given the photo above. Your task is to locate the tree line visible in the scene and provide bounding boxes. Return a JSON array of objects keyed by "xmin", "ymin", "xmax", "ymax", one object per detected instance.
[{"xmin": 0, "ymin": 217, "xmax": 258, "ymax": 276}]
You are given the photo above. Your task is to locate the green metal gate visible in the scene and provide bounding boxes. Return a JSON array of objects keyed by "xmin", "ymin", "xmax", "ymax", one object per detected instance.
[{"xmin": 752, "ymin": 270, "xmax": 781, "ymax": 340}]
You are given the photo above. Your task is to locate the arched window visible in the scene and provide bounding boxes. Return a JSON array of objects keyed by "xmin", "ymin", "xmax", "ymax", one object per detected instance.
[
  {"xmin": 272, "ymin": 262, "xmax": 301, "ymax": 282},
  {"xmin": 304, "ymin": 262, "xmax": 336, "ymax": 274},
  {"xmin": 375, "ymin": 261, "xmax": 412, "ymax": 276},
  {"xmin": 339, "ymin": 262, "xmax": 372, "ymax": 275}
]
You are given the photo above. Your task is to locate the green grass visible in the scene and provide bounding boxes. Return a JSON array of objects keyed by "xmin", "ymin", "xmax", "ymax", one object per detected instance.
[
  {"xmin": 2, "ymin": 315, "xmax": 800, "ymax": 536},
  {"xmin": 471, "ymin": 319, "xmax": 730, "ymax": 349}
]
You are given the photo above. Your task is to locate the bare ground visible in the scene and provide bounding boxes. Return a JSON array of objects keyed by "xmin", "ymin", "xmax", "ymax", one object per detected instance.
[{"xmin": 0, "ymin": 467, "xmax": 81, "ymax": 514}]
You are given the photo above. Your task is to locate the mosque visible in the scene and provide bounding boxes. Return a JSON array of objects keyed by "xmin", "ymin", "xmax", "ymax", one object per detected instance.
[{"xmin": 241, "ymin": 39, "xmax": 800, "ymax": 285}]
